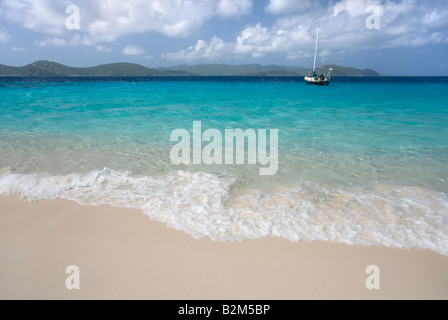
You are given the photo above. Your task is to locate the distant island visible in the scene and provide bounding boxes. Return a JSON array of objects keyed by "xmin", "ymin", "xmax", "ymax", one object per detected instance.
[{"xmin": 0, "ymin": 60, "xmax": 380, "ymax": 77}]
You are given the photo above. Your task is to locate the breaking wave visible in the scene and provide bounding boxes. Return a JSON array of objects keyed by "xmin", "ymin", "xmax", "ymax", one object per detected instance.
[{"xmin": 1, "ymin": 168, "xmax": 448, "ymax": 255}]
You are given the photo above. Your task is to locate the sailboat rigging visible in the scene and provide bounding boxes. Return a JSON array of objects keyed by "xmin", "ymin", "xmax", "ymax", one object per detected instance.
[{"xmin": 304, "ymin": 26, "xmax": 332, "ymax": 86}]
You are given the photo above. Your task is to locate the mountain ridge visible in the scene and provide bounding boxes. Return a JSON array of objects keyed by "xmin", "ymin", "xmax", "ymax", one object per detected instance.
[{"xmin": 0, "ymin": 60, "xmax": 380, "ymax": 77}]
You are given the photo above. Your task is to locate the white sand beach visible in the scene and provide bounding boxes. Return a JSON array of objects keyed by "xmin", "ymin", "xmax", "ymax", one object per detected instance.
[{"xmin": 1, "ymin": 195, "xmax": 447, "ymax": 300}]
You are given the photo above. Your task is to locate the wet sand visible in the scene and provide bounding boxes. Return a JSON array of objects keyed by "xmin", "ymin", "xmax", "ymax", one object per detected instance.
[{"xmin": 1, "ymin": 195, "xmax": 447, "ymax": 300}]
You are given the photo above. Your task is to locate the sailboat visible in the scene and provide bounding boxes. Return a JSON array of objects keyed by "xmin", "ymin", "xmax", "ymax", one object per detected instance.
[{"xmin": 304, "ymin": 26, "xmax": 332, "ymax": 86}]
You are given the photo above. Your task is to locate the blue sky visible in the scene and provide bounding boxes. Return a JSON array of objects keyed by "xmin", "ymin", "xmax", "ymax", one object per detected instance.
[{"xmin": 0, "ymin": 0, "xmax": 447, "ymax": 75}]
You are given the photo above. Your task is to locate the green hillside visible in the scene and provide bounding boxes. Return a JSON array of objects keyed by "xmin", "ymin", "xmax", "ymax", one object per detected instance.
[
  {"xmin": 0, "ymin": 61, "xmax": 380, "ymax": 77},
  {"xmin": 160, "ymin": 63, "xmax": 379, "ymax": 76},
  {"xmin": 0, "ymin": 61, "xmax": 190, "ymax": 76},
  {"xmin": 323, "ymin": 65, "xmax": 380, "ymax": 76},
  {"xmin": 160, "ymin": 64, "xmax": 308, "ymax": 76}
]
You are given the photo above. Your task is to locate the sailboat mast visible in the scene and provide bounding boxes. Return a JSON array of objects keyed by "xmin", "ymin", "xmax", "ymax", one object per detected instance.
[{"xmin": 313, "ymin": 26, "xmax": 319, "ymax": 73}]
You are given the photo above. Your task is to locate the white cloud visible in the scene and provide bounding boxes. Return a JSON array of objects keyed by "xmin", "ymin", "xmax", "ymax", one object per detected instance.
[
  {"xmin": 11, "ymin": 46, "xmax": 26, "ymax": 52},
  {"xmin": 85, "ymin": 0, "xmax": 217, "ymax": 41},
  {"xmin": 328, "ymin": 0, "xmax": 448, "ymax": 48},
  {"xmin": 36, "ymin": 37, "xmax": 66, "ymax": 47},
  {"xmin": 95, "ymin": 45, "xmax": 111, "ymax": 53},
  {"xmin": 1, "ymin": 0, "xmax": 68, "ymax": 35},
  {"xmin": 216, "ymin": 0, "xmax": 252, "ymax": 18},
  {"xmin": 165, "ymin": 0, "xmax": 448, "ymax": 62},
  {"xmin": 164, "ymin": 36, "xmax": 233, "ymax": 61},
  {"xmin": 333, "ymin": 0, "xmax": 374, "ymax": 17},
  {"xmin": 165, "ymin": 22, "xmax": 313, "ymax": 61},
  {"xmin": 0, "ymin": 31, "xmax": 10, "ymax": 43},
  {"xmin": 122, "ymin": 45, "xmax": 146, "ymax": 56},
  {"xmin": 36, "ymin": 34, "xmax": 93, "ymax": 47},
  {"xmin": 1, "ymin": 0, "xmax": 447, "ymax": 61},
  {"xmin": 0, "ymin": 0, "xmax": 254, "ymax": 46},
  {"xmin": 266, "ymin": 0, "xmax": 312, "ymax": 15}
]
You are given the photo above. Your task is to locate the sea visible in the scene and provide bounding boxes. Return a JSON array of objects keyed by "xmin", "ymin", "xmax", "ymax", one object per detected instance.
[{"xmin": 1, "ymin": 76, "xmax": 448, "ymax": 254}]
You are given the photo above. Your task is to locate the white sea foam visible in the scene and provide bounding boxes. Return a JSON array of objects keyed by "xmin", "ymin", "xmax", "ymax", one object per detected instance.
[{"xmin": 1, "ymin": 168, "xmax": 448, "ymax": 255}]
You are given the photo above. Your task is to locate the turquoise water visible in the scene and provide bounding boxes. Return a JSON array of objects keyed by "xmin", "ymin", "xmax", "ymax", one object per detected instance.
[{"xmin": 1, "ymin": 76, "xmax": 448, "ymax": 253}]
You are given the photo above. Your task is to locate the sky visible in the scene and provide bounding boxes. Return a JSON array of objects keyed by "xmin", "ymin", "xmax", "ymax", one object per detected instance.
[{"xmin": 0, "ymin": 0, "xmax": 447, "ymax": 75}]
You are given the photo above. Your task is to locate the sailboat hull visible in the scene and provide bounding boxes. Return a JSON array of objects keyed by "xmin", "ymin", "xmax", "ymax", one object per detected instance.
[{"xmin": 304, "ymin": 77, "xmax": 330, "ymax": 86}]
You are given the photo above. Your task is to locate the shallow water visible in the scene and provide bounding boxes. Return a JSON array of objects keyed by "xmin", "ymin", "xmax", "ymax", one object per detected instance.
[{"xmin": 1, "ymin": 76, "xmax": 448, "ymax": 254}]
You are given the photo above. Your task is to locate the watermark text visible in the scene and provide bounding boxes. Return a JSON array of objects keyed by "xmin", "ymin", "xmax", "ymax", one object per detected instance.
[
  {"xmin": 65, "ymin": 265, "xmax": 80, "ymax": 290},
  {"xmin": 366, "ymin": 5, "xmax": 380, "ymax": 30},
  {"xmin": 365, "ymin": 265, "xmax": 380, "ymax": 290},
  {"xmin": 170, "ymin": 121, "xmax": 278, "ymax": 176},
  {"xmin": 66, "ymin": 5, "xmax": 80, "ymax": 30}
]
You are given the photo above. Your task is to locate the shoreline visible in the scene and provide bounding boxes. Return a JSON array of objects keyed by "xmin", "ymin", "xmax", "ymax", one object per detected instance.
[{"xmin": 1, "ymin": 194, "xmax": 447, "ymax": 300}]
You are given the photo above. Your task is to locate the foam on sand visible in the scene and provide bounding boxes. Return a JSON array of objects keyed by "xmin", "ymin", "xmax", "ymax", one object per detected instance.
[{"xmin": 1, "ymin": 168, "xmax": 447, "ymax": 254}]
